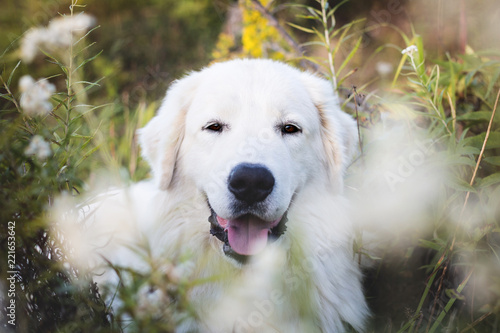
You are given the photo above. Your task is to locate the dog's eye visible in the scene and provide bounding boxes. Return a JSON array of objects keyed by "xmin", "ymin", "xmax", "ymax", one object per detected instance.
[
  {"xmin": 281, "ymin": 124, "xmax": 301, "ymax": 135},
  {"xmin": 205, "ymin": 123, "xmax": 223, "ymax": 132}
]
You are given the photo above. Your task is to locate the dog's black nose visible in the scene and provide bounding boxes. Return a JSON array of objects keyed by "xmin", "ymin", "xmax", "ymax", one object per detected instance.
[{"xmin": 228, "ymin": 163, "xmax": 275, "ymax": 204}]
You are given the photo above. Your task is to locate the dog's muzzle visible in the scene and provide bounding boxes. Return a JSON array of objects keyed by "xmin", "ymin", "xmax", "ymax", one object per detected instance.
[
  {"xmin": 207, "ymin": 162, "xmax": 288, "ymax": 264},
  {"xmin": 208, "ymin": 210, "xmax": 288, "ymax": 264}
]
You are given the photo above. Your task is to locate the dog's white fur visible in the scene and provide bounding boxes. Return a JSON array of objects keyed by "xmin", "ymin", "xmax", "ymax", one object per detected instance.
[{"xmin": 62, "ymin": 59, "xmax": 368, "ymax": 332}]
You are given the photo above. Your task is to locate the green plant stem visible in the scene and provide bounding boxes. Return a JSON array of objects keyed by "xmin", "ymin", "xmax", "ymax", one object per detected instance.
[
  {"xmin": 408, "ymin": 251, "xmax": 444, "ymax": 333},
  {"xmin": 0, "ymin": 75, "xmax": 34, "ymax": 135},
  {"xmin": 458, "ymin": 88, "xmax": 500, "ymax": 220},
  {"xmin": 320, "ymin": 0, "xmax": 337, "ymax": 89},
  {"xmin": 447, "ymin": 92, "xmax": 457, "ymax": 132},
  {"xmin": 426, "ymin": 261, "xmax": 449, "ymax": 332},
  {"xmin": 409, "ymin": 54, "xmax": 452, "ymax": 136},
  {"xmin": 351, "ymin": 85, "xmax": 363, "ymax": 154},
  {"xmin": 428, "ymin": 269, "xmax": 473, "ymax": 333},
  {"xmin": 64, "ymin": 0, "xmax": 78, "ymax": 168},
  {"xmin": 459, "ymin": 311, "xmax": 493, "ymax": 333}
]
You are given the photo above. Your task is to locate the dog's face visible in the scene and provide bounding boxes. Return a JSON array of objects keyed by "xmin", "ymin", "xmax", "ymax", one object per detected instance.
[{"xmin": 139, "ymin": 59, "xmax": 357, "ymax": 260}]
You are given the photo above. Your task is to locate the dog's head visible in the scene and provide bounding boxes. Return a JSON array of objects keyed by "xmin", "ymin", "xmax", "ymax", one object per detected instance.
[{"xmin": 138, "ymin": 59, "xmax": 357, "ymax": 261}]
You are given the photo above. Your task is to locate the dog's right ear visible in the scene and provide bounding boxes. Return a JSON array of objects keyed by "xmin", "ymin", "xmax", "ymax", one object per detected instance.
[
  {"xmin": 137, "ymin": 71, "xmax": 202, "ymax": 190},
  {"xmin": 299, "ymin": 72, "xmax": 359, "ymax": 190}
]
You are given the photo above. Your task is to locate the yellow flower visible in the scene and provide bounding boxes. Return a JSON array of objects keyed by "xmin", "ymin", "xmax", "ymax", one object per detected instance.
[
  {"xmin": 241, "ymin": 0, "xmax": 286, "ymax": 59},
  {"xmin": 211, "ymin": 0, "xmax": 289, "ymax": 61}
]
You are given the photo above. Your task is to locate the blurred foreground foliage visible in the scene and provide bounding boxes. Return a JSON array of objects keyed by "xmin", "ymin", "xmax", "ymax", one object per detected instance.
[{"xmin": 364, "ymin": 40, "xmax": 500, "ymax": 332}]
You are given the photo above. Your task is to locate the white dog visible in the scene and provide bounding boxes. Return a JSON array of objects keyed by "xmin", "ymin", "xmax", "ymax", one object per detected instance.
[{"xmin": 57, "ymin": 59, "xmax": 369, "ymax": 332}]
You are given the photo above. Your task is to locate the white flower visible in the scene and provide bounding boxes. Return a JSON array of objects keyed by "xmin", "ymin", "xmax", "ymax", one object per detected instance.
[
  {"xmin": 20, "ymin": 13, "xmax": 96, "ymax": 63},
  {"xmin": 401, "ymin": 45, "xmax": 418, "ymax": 57},
  {"xmin": 20, "ymin": 29, "xmax": 49, "ymax": 63},
  {"xmin": 49, "ymin": 13, "xmax": 96, "ymax": 36},
  {"xmin": 19, "ymin": 75, "xmax": 35, "ymax": 92},
  {"xmin": 19, "ymin": 75, "xmax": 56, "ymax": 117},
  {"xmin": 25, "ymin": 135, "xmax": 52, "ymax": 160},
  {"xmin": 375, "ymin": 62, "xmax": 394, "ymax": 77},
  {"xmin": 46, "ymin": 14, "xmax": 97, "ymax": 49}
]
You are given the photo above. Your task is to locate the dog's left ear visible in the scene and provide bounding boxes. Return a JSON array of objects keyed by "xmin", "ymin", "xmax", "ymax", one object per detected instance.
[
  {"xmin": 137, "ymin": 71, "xmax": 202, "ymax": 190},
  {"xmin": 299, "ymin": 72, "xmax": 358, "ymax": 188}
]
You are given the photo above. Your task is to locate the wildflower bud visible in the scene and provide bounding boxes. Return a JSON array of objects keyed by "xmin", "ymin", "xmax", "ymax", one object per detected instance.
[
  {"xmin": 401, "ymin": 45, "xmax": 418, "ymax": 57},
  {"xmin": 19, "ymin": 75, "xmax": 56, "ymax": 117},
  {"xmin": 24, "ymin": 135, "xmax": 52, "ymax": 160},
  {"xmin": 19, "ymin": 75, "xmax": 35, "ymax": 93},
  {"xmin": 20, "ymin": 13, "xmax": 96, "ymax": 63}
]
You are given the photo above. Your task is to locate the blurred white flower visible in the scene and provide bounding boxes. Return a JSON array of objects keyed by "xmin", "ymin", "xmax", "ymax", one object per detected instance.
[
  {"xmin": 20, "ymin": 29, "xmax": 48, "ymax": 63},
  {"xmin": 401, "ymin": 45, "xmax": 418, "ymax": 57},
  {"xmin": 19, "ymin": 75, "xmax": 56, "ymax": 116},
  {"xmin": 375, "ymin": 61, "xmax": 394, "ymax": 77},
  {"xmin": 46, "ymin": 14, "xmax": 97, "ymax": 49},
  {"xmin": 20, "ymin": 13, "xmax": 96, "ymax": 63},
  {"xmin": 18, "ymin": 75, "xmax": 35, "ymax": 92},
  {"xmin": 25, "ymin": 135, "xmax": 52, "ymax": 160}
]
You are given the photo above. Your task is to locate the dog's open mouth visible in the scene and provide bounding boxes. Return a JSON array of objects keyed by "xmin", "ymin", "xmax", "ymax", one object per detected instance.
[{"xmin": 208, "ymin": 209, "xmax": 287, "ymax": 264}]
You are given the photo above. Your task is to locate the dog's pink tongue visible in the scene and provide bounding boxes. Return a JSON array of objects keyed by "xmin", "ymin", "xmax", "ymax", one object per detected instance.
[{"xmin": 227, "ymin": 216, "xmax": 269, "ymax": 256}]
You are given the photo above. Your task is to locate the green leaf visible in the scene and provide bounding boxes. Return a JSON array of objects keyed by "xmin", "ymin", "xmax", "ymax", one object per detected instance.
[
  {"xmin": 456, "ymin": 111, "xmax": 495, "ymax": 122},
  {"xmin": 295, "ymin": 14, "xmax": 320, "ymax": 21},
  {"xmin": 0, "ymin": 94, "xmax": 15, "ymax": 103},
  {"xmin": 40, "ymin": 50, "xmax": 67, "ymax": 71},
  {"xmin": 330, "ymin": 0, "xmax": 349, "ymax": 14},
  {"xmin": 485, "ymin": 66, "xmax": 500, "ymax": 99},
  {"xmin": 0, "ymin": 34, "xmax": 22, "ymax": 60},
  {"xmin": 407, "ymin": 77, "xmax": 424, "ymax": 87},
  {"xmin": 444, "ymin": 288, "xmax": 466, "ymax": 301},
  {"xmin": 73, "ymin": 42, "xmax": 97, "ymax": 58},
  {"xmin": 464, "ymin": 60, "xmax": 499, "ymax": 87},
  {"xmin": 419, "ymin": 239, "xmax": 443, "ymax": 251},
  {"xmin": 73, "ymin": 80, "xmax": 102, "ymax": 88},
  {"xmin": 300, "ymin": 41, "xmax": 326, "ymax": 48},
  {"xmin": 330, "ymin": 18, "xmax": 365, "ymax": 38},
  {"xmin": 429, "ymin": 271, "xmax": 472, "ymax": 333},
  {"xmin": 306, "ymin": 6, "xmax": 322, "ymax": 18},
  {"xmin": 443, "ymin": 156, "xmax": 476, "ymax": 167},
  {"xmin": 7, "ymin": 60, "xmax": 21, "ymax": 87},
  {"xmin": 75, "ymin": 144, "xmax": 101, "ymax": 168},
  {"xmin": 478, "ymin": 173, "xmax": 500, "ymax": 188},
  {"xmin": 411, "ymin": 267, "xmax": 439, "ymax": 332},
  {"xmin": 464, "ymin": 132, "xmax": 500, "ymax": 150},
  {"xmin": 414, "ymin": 35, "xmax": 426, "ymax": 77},
  {"xmin": 73, "ymin": 25, "xmax": 100, "ymax": 47},
  {"xmin": 287, "ymin": 22, "xmax": 315, "ymax": 34},
  {"xmin": 484, "ymin": 156, "xmax": 500, "ymax": 166},
  {"xmin": 392, "ymin": 54, "xmax": 408, "ymax": 87},
  {"xmin": 458, "ymin": 146, "xmax": 481, "ymax": 156},
  {"xmin": 53, "ymin": 132, "xmax": 62, "ymax": 143},
  {"xmin": 72, "ymin": 50, "xmax": 103, "ymax": 73},
  {"xmin": 78, "ymin": 137, "xmax": 93, "ymax": 153},
  {"xmin": 336, "ymin": 36, "xmax": 362, "ymax": 76},
  {"xmin": 70, "ymin": 133, "xmax": 93, "ymax": 139},
  {"xmin": 331, "ymin": 21, "xmax": 353, "ymax": 59},
  {"xmin": 445, "ymin": 176, "xmax": 477, "ymax": 193},
  {"xmin": 311, "ymin": 26, "xmax": 326, "ymax": 44},
  {"xmin": 337, "ymin": 68, "xmax": 358, "ymax": 87},
  {"xmin": 298, "ymin": 56, "xmax": 324, "ymax": 68}
]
